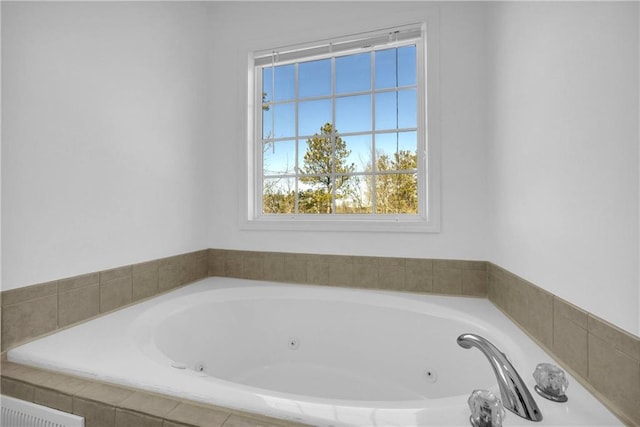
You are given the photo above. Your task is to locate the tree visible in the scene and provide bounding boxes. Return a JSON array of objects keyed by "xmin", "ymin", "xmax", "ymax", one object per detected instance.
[
  {"xmin": 299, "ymin": 123, "xmax": 355, "ymax": 213},
  {"xmin": 372, "ymin": 150, "xmax": 418, "ymax": 214}
]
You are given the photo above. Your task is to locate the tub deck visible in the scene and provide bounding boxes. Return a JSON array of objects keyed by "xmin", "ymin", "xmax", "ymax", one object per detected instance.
[{"xmin": 6, "ymin": 277, "xmax": 623, "ymax": 426}]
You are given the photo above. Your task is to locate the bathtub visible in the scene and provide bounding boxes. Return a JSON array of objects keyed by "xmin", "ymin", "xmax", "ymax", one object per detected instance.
[{"xmin": 8, "ymin": 277, "xmax": 620, "ymax": 426}]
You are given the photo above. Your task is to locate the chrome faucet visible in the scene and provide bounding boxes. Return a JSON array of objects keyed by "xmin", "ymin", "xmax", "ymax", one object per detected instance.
[{"xmin": 457, "ymin": 333, "xmax": 543, "ymax": 422}]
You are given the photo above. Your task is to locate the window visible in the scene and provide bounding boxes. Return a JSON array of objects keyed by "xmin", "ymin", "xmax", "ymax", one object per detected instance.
[{"xmin": 246, "ymin": 23, "xmax": 440, "ymax": 232}]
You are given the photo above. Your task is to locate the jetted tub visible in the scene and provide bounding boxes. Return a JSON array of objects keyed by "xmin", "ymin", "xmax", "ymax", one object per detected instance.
[{"xmin": 8, "ymin": 278, "xmax": 621, "ymax": 426}]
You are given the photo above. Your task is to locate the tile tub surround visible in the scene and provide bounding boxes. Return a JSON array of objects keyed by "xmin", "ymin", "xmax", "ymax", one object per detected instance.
[
  {"xmin": 207, "ymin": 249, "xmax": 488, "ymax": 296},
  {"xmin": 488, "ymin": 263, "xmax": 640, "ymax": 426},
  {"xmin": 2, "ymin": 248, "xmax": 639, "ymax": 425},
  {"xmin": 0, "ymin": 358, "xmax": 308, "ymax": 427},
  {"xmin": 1, "ymin": 250, "xmax": 209, "ymax": 352}
]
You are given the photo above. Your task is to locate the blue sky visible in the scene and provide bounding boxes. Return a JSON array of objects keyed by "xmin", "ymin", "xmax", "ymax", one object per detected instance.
[{"xmin": 262, "ymin": 45, "xmax": 417, "ymax": 177}]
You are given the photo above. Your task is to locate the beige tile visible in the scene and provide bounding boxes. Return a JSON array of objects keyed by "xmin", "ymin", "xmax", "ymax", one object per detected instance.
[
  {"xmin": 552, "ymin": 313, "xmax": 588, "ymax": 378},
  {"xmin": 133, "ymin": 261, "xmax": 159, "ymax": 301},
  {"xmin": 180, "ymin": 252, "xmax": 198, "ymax": 285},
  {"xmin": 0, "ymin": 360, "xmax": 39, "ymax": 381},
  {"xmin": 505, "ymin": 277, "xmax": 528, "ymax": 327},
  {"xmin": 433, "ymin": 259, "xmax": 462, "ymax": 270},
  {"xmin": 100, "ymin": 276, "xmax": 132, "ymax": 313},
  {"xmin": 1, "ymin": 294, "xmax": 57, "ymax": 350},
  {"xmin": 461, "ymin": 269, "xmax": 486, "ymax": 297},
  {"xmin": 404, "ymin": 259, "xmax": 433, "ymax": 293},
  {"xmin": 325, "ymin": 254, "xmax": 352, "ymax": 264},
  {"xmin": 59, "ymin": 284, "xmax": 100, "ymax": 327},
  {"xmin": 306, "ymin": 260, "xmax": 329, "ymax": 285},
  {"xmin": 378, "ymin": 264, "xmax": 404, "ymax": 291},
  {"xmin": 462, "ymin": 261, "xmax": 487, "ymax": 271},
  {"xmin": 195, "ymin": 250, "xmax": 209, "ymax": 280},
  {"xmin": 588, "ymin": 315, "xmax": 640, "ymax": 362},
  {"xmin": 163, "ymin": 421, "xmax": 193, "ymax": 427},
  {"xmin": 1, "ymin": 378, "xmax": 35, "ymax": 401},
  {"xmin": 242, "ymin": 252, "xmax": 265, "ymax": 280},
  {"xmin": 119, "ymin": 392, "xmax": 180, "ymax": 419},
  {"xmin": 12, "ymin": 367, "xmax": 89, "ymax": 396},
  {"xmin": 283, "ymin": 254, "xmax": 307, "ymax": 283},
  {"xmin": 75, "ymin": 381, "xmax": 134, "ymax": 406},
  {"xmin": 159, "ymin": 257, "xmax": 181, "ymax": 291},
  {"xmin": 100, "ymin": 266, "xmax": 132, "ymax": 283},
  {"xmin": 73, "ymin": 397, "xmax": 116, "ymax": 427},
  {"xmin": 2, "ymin": 280, "xmax": 57, "ymax": 306},
  {"xmin": 34, "ymin": 387, "xmax": 73, "ymax": 413},
  {"xmin": 263, "ymin": 253, "xmax": 285, "ymax": 282},
  {"xmin": 209, "ymin": 249, "xmax": 225, "ymax": 276},
  {"xmin": 352, "ymin": 262, "xmax": 379, "ymax": 289},
  {"xmin": 432, "ymin": 269, "xmax": 462, "ymax": 295},
  {"xmin": 115, "ymin": 409, "xmax": 163, "ymax": 427},
  {"xmin": 59, "ymin": 273, "xmax": 100, "ymax": 293},
  {"xmin": 165, "ymin": 402, "xmax": 229, "ymax": 427},
  {"xmin": 525, "ymin": 285, "xmax": 554, "ymax": 349},
  {"xmin": 377, "ymin": 257, "xmax": 405, "ymax": 268},
  {"xmin": 224, "ymin": 252, "xmax": 243, "ymax": 278},
  {"xmin": 328, "ymin": 262, "xmax": 353, "ymax": 287},
  {"xmin": 222, "ymin": 415, "xmax": 284, "ymax": 427},
  {"xmin": 588, "ymin": 334, "xmax": 640, "ymax": 423},
  {"xmin": 553, "ymin": 297, "xmax": 587, "ymax": 329}
]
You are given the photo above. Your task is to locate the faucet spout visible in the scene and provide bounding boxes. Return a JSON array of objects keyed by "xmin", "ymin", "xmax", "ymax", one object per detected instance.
[{"xmin": 457, "ymin": 333, "xmax": 543, "ymax": 422}]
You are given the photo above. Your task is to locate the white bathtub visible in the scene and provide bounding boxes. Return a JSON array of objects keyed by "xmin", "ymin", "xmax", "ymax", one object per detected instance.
[{"xmin": 8, "ymin": 278, "xmax": 620, "ymax": 426}]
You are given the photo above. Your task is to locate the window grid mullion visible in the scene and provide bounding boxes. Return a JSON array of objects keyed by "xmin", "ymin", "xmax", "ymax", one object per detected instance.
[
  {"xmin": 370, "ymin": 49, "xmax": 377, "ymax": 214},
  {"xmin": 331, "ymin": 56, "xmax": 337, "ymax": 214},
  {"xmin": 294, "ymin": 62, "xmax": 300, "ymax": 215}
]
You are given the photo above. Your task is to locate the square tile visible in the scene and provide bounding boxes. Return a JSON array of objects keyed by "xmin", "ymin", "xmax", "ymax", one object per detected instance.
[
  {"xmin": 1, "ymin": 295, "xmax": 57, "ymax": 350},
  {"xmin": 100, "ymin": 276, "xmax": 132, "ymax": 313},
  {"xmin": 165, "ymin": 402, "xmax": 229, "ymax": 427},
  {"xmin": 59, "ymin": 285, "xmax": 100, "ymax": 327}
]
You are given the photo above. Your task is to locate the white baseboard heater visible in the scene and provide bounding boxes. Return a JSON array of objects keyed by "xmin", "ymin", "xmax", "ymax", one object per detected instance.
[{"xmin": 1, "ymin": 395, "xmax": 84, "ymax": 427}]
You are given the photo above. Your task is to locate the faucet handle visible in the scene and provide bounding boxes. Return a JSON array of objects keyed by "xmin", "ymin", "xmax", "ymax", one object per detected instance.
[
  {"xmin": 468, "ymin": 389, "xmax": 505, "ymax": 427},
  {"xmin": 533, "ymin": 363, "xmax": 569, "ymax": 402}
]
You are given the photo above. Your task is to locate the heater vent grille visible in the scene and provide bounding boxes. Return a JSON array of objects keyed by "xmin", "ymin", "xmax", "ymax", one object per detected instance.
[{"xmin": 1, "ymin": 395, "xmax": 84, "ymax": 427}]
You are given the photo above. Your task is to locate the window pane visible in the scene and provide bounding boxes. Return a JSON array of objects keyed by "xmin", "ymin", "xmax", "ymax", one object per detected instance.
[
  {"xmin": 398, "ymin": 131, "xmax": 417, "ymax": 158},
  {"xmin": 272, "ymin": 103, "xmax": 295, "ymax": 138},
  {"xmin": 336, "ymin": 175, "xmax": 372, "ymax": 214},
  {"xmin": 299, "ymin": 126, "xmax": 336, "ymax": 177},
  {"xmin": 375, "ymin": 132, "xmax": 417, "ymax": 171},
  {"xmin": 335, "ymin": 94, "xmax": 371, "ymax": 133},
  {"xmin": 336, "ymin": 52, "xmax": 371, "ymax": 94},
  {"xmin": 262, "ymin": 67, "xmax": 273, "ymax": 109},
  {"xmin": 263, "ymin": 140, "xmax": 296, "ymax": 176},
  {"xmin": 263, "ymin": 177, "xmax": 296, "ymax": 214},
  {"xmin": 375, "ymin": 92, "xmax": 397, "ymax": 131},
  {"xmin": 398, "ymin": 45, "xmax": 416, "ymax": 87},
  {"xmin": 274, "ymin": 64, "xmax": 295, "ymax": 102},
  {"xmin": 374, "ymin": 48, "xmax": 396, "ymax": 90},
  {"xmin": 343, "ymin": 134, "xmax": 372, "ymax": 173},
  {"xmin": 262, "ymin": 106, "xmax": 273, "ymax": 140},
  {"xmin": 298, "ymin": 99, "xmax": 332, "ymax": 137},
  {"xmin": 299, "ymin": 59, "xmax": 331, "ymax": 99},
  {"xmin": 398, "ymin": 89, "xmax": 417, "ymax": 129},
  {"xmin": 375, "ymin": 173, "xmax": 418, "ymax": 214},
  {"xmin": 298, "ymin": 177, "xmax": 332, "ymax": 214}
]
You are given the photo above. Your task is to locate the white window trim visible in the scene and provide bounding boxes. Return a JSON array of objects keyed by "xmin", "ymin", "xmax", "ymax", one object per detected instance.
[{"xmin": 241, "ymin": 20, "xmax": 440, "ymax": 233}]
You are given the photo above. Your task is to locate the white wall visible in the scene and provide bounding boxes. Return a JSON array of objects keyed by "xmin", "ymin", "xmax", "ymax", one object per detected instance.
[
  {"xmin": 1, "ymin": 2, "xmax": 211, "ymax": 290},
  {"xmin": 3, "ymin": 1, "xmax": 638, "ymax": 336},
  {"xmin": 485, "ymin": 2, "xmax": 640, "ymax": 335},
  {"xmin": 207, "ymin": 2, "xmax": 491, "ymax": 261}
]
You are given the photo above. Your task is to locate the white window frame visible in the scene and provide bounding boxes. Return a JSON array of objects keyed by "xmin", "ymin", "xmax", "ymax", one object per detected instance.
[{"xmin": 242, "ymin": 22, "xmax": 440, "ymax": 233}]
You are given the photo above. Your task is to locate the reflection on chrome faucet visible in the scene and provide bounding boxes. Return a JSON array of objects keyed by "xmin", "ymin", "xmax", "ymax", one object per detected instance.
[{"xmin": 457, "ymin": 333, "xmax": 543, "ymax": 422}]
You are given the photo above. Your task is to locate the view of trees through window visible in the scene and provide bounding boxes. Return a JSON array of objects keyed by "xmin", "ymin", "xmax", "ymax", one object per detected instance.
[{"xmin": 260, "ymin": 43, "xmax": 419, "ymax": 215}]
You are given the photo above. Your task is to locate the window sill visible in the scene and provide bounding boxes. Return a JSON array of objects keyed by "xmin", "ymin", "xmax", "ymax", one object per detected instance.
[{"xmin": 240, "ymin": 215, "xmax": 440, "ymax": 233}]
